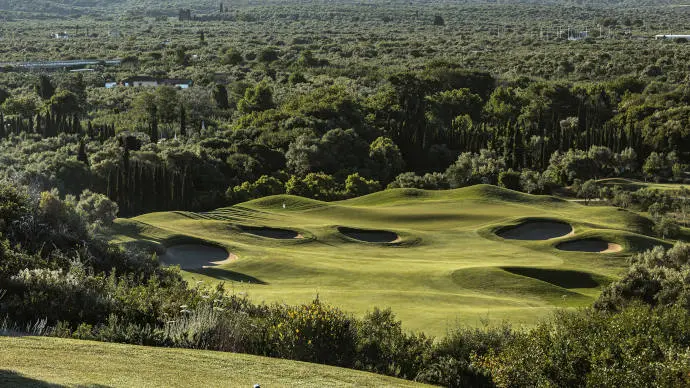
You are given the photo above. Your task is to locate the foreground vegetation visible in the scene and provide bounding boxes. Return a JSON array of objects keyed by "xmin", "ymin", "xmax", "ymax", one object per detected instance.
[{"xmin": 0, "ymin": 336, "xmax": 426, "ymax": 387}]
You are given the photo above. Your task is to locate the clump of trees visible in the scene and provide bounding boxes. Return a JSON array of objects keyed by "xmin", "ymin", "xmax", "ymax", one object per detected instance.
[{"xmin": 1, "ymin": 63, "xmax": 690, "ymax": 216}]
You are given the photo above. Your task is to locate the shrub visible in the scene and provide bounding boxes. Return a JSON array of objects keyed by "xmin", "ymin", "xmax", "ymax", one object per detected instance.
[
  {"xmin": 577, "ymin": 179, "xmax": 600, "ymax": 204},
  {"xmin": 355, "ymin": 308, "xmax": 433, "ymax": 379},
  {"xmin": 654, "ymin": 216, "xmax": 680, "ymax": 239},
  {"xmin": 483, "ymin": 306, "xmax": 690, "ymax": 388},
  {"xmin": 344, "ymin": 173, "xmax": 380, "ymax": 197},
  {"xmin": 595, "ymin": 243, "xmax": 690, "ymax": 312},
  {"xmin": 498, "ymin": 169, "xmax": 520, "ymax": 191},
  {"xmin": 519, "ymin": 169, "xmax": 542, "ymax": 194},
  {"xmin": 76, "ymin": 189, "xmax": 119, "ymax": 226},
  {"xmin": 267, "ymin": 299, "xmax": 356, "ymax": 366},
  {"xmin": 418, "ymin": 325, "xmax": 512, "ymax": 387}
]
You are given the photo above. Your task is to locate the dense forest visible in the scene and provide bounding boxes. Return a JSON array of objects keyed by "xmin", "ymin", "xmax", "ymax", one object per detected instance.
[
  {"xmin": 2, "ymin": 0, "xmax": 690, "ymax": 386},
  {"xmin": 1, "ymin": 1, "xmax": 690, "ymax": 215}
]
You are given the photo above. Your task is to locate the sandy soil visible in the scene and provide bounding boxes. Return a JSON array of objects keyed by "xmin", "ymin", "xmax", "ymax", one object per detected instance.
[
  {"xmin": 557, "ymin": 239, "xmax": 622, "ymax": 254},
  {"xmin": 601, "ymin": 243, "xmax": 623, "ymax": 253},
  {"xmin": 498, "ymin": 221, "xmax": 574, "ymax": 241},
  {"xmin": 338, "ymin": 227, "xmax": 400, "ymax": 243},
  {"xmin": 159, "ymin": 244, "xmax": 236, "ymax": 269}
]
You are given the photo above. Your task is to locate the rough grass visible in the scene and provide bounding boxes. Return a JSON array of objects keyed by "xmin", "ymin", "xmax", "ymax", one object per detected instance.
[
  {"xmin": 113, "ymin": 184, "xmax": 669, "ymax": 335},
  {"xmin": 0, "ymin": 336, "xmax": 427, "ymax": 387}
]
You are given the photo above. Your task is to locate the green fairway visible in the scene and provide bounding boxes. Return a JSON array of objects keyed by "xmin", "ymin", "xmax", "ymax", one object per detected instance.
[
  {"xmin": 596, "ymin": 178, "xmax": 688, "ymax": 192},
  {"xmin": 114, "ymin": 185, "xmax": 667, "ymax": 335},
  {"xmin": 0, "ymin": 336, "xmax": 426, "ymax": 387}
]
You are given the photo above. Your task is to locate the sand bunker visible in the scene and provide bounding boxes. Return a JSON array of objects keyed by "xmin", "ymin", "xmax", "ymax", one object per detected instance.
[
  {"xmin": 240, "ymin": 226, "xmax": 303, "ymax": 240},
  {"xmin": 338, "ymin": 227, "xmax": 400, "ymax": 243},
  {"xmin": 557, "ymin": 239, "xmax": 623, "ymax": 254},
  {"xmin": 497, "ymin": 221, "xmax": 573, "ymax": 241},
  {"xmin": 159, "ymin": 244, "xmax": 235, "ymax": 270}
]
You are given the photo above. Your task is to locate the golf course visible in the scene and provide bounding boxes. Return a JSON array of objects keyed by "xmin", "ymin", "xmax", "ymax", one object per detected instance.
[{"xmin": 113, "ymin": 185, "xmax": 667, "ymax": 335}]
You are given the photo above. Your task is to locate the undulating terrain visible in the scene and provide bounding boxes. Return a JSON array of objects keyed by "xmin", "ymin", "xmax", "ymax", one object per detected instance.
[{"xmin": 114, "ymin": 185, "xmax": 666, "ymax": 335}]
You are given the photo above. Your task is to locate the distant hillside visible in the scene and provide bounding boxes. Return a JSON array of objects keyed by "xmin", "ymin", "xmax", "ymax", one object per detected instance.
[
  {"xmin": 0, "ymin": 0, "xmax": 684, "ymax": 17},
  {"xmin": 0, "ymin": 0, "xmax": 220, "ymax": 17}
]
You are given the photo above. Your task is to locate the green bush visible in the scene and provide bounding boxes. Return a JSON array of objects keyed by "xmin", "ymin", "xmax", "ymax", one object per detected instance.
[
  {"xmin": 483, "ymin": 306, "xmax": 690, "ymax": 388},
  {"xmin": 355, "ymin": 308, "xmax": 433, "ymax": 379},
  {"xmin": 267, "ymin": 299, "xmax": 356, "ymax": 366}
]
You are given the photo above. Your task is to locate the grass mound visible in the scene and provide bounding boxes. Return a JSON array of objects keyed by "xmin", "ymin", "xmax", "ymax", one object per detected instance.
[
  {"xmin": 337, "ymin": 227, "xmax": 399, "ymax": 243},
  {"xmin": 557, "ymin": 239, "xmax": 623, "ymax": 254},
  {"xmin": 0, "ymin": 337, "xmax": 424, "ymax": 387},
  {"xmin": 342, "ymin": 185, "xmax": 569, "ymax": 207},
  {"xmin": 497, "ymin": 220, "xmax": 573, "ymax": 241},
  {"xmin": 244, "ymin": 195, "xmax": 328, "ymax": 211},
  {"xmin": 240, "ymin": 226, "xmax": 302, "ymax": 239},
  {"xmin": 501, "ymin": 267, "xmax": 607, "ymax": 289},
  {"xmin": 160, "ymin": 244, "xmax": 233, "ymax": 270},
  {"xmin": 451, "ymin": 267, "xmax": 592, "ymax": 305}
]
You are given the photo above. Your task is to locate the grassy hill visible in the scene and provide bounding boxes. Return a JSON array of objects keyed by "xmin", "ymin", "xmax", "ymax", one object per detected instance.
[
  {"xmin": 113, "ymin": 184, "xmax": 668, "ymax": 335},
  {"xmin": 0, "ymin": 336, "xmax": 426, "ymax": 387}
]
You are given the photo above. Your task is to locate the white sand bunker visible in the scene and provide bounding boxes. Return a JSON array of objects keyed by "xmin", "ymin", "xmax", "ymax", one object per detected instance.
[
  {"xmin": 240, "ymin": 226, "xmax": 303, "ymax": 240},
  {"xmin": 338, "ymin": 227, "xmax": 400, "ymax": 243},
  {"xmin": 159, "ymin": 244, "xmax": 235, "ymax": 270},
  {"xmin": 557, "ymin": 239, "xmax": 623, "ymax": 254},
  {"xmin": 498, "ymin": 221, "xmax": 573, "ymax": 241}
]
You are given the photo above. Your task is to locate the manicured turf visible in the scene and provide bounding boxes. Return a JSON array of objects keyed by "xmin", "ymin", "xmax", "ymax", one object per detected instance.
[
  {"xmin": 113, "ymin": 185, "xmax": 670, "ymax": 335},
  {"xmin": 0, "ymin": 336, "xmax": 426, "ymax": 387},
  {"xmin": 596, "ymin": 178, "xmax": 688, "ymax": 192}
]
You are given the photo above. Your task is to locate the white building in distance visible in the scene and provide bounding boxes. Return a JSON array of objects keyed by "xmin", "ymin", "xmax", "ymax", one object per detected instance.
[{"xmin": 655, "ymin": 34, "xmax": 690, "ymax": 40}]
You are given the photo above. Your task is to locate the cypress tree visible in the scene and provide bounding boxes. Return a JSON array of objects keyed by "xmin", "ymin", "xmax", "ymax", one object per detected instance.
[
  {"xmin": 72, "ymin": 114, "xmax": 82, "ymax": 135},
  {"xmin": 77, "ymin": 139, "xmax": 89, "ymax": 166},
  {"xmin": 150, "ymin": 117, "xmax": 159, "ymax": 143},
  {"xmin": 179, "ymin": 104, "xmax": 186, "ymax": 137},
  {"xmin": 35, "ymin": 74, "xmax": 55, "ymax": 100}
]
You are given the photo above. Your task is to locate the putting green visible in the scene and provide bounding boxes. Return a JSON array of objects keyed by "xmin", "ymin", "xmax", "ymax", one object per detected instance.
[{"xmin": 112, "ymin": 185, "xmax": 670, "ymax": 335}]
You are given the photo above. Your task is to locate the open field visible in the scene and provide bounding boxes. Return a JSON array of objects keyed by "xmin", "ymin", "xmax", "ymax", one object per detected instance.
[
  {"xmin": 0, "ymin": 336, "xmax": 426, "ymax": 387},
  {"xmin": 113, "ymin": 185, "xmax": 668, "ymax": 335}
]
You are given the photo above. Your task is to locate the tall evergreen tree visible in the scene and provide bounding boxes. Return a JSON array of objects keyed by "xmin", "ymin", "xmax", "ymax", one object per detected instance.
[
  {"xmin": 77, "ymin": 139, "xmax": 89, "ymax": 166},
  {"xmin": 35, "ymin": 75, "xmax": 55, "ymax": 100},
  {"xmin": 179, "ymin": 104, "xmax": 187, "ymax": 136},
  {"xmin": 213, "ymin": 84, "xmax": 229, "ymax": 109}
]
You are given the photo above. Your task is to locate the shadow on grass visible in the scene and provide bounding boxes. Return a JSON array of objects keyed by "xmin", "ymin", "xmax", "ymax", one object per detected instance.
[
  {"xmin": 0, "ymin": 370, "xmax": 61, "ymax": 387},
  {"xmin": 501, "ymin": 267, "xmax": 602, "ymax": 289},
  {"xmin": 338, "ymin": 227, "xmax": 399, "ymax": 243},
  {"xmin": 240, "ymin": 226, "xmax": 300, "ymax": 239},
  {"xmin": 187, "ymin": 267, "xmax": 268, "ymax": 285},
  {"xmin": 497, "ymin": 220, "xmax": 573, "ymax": 241}
]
